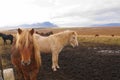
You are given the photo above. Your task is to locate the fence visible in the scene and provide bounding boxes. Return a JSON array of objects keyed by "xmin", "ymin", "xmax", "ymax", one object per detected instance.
[{"xmin": 0, "ymin": 56, "xmax": 15, "ymax": 80}]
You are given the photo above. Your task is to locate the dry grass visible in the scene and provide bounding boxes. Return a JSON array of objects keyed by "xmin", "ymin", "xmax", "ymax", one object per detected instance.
[
  {"xmin": 0, "ymin": 27, "xmax": 120, "ymax": 54},
  {"xmin": 35, "ymin": 27, "xmax": 120, "ymax": 36},
  {"xmin": 0, "ymin": 38, "xmax": 12, "ymax": 69},
  {"xmin": 78, "ymin": 35, "xmax": 120, "ymax": 46}
]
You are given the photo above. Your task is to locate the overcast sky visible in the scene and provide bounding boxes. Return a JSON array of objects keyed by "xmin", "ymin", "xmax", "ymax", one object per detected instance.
[{"xmin": 0, "ymin": 0, "xmax": 120, "ymax": 27}]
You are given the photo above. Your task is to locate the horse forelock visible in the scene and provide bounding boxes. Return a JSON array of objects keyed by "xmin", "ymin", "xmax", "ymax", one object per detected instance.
[{"xmin": 16, "ymin": 29, "xmax": 33, "ymax": 49}]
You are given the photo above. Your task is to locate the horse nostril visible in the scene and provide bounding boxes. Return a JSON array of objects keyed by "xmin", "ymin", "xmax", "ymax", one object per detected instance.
[
  {"xmin": 21, "ymin": 61, "xmax": 25, "ymax": 65},
  {"xmin": 27, "ymin": 60, "xmax": 31, "ymax": 65},
  {"xmin": 21, "ymin": 60, "xmax": 31, "ymax": 66}
]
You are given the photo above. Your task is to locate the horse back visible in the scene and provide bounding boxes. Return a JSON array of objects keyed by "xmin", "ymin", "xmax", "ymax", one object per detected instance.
[
  {"xmin": 37, "ymin": 35, "xmax": 51, "ymax": 53},
  {"xmin": 8, "ymin": 34, "xmax": 14, "ymax": 39}
]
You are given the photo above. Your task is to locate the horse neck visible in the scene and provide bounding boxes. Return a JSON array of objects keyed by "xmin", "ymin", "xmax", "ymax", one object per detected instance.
[{"xmin": 55, "ymin": 32, "xmax": 70, "ymax": 46}]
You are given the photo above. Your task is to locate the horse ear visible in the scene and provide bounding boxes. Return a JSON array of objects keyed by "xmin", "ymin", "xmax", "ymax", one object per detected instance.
[
  {"xmin": 29, "ymin": 28, "xmax": 34, "ymax": 35},
  {"xmin": 18, "ymin": 28, "xmax": 22, "ymax": 34}
]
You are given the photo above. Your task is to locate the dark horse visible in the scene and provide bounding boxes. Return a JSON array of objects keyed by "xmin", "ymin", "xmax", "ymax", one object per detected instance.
[
  {"xmin": 95, "ymin": 34, "xmax": 99, "ymax": 37},
  {"xmin": 0, "ymin": 33, "xmax": 13, "ymax": 45},
  {"xmin": 11, "ymin": 28, "xmax": 41, "ymax": 80},
  {"xmin": 36, "ymin": 31, "xmax": 53, "ymax": 36}
]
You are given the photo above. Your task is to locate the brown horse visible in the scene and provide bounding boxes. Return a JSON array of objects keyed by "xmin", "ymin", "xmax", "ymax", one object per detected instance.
[
  {"xmin": 11, "ymin": 28, "xmax": 41, "ymax": 80},
  {"xmin": 111, "ymin": 34, "xmax": 115, "ymax": 37},
  {"xmin": 36, "ymin": 31, "xmax": 53, "ymax": 36},
  {"xmin": 95, "ymin": 34, "xmax": 99, "ymax": 37}
]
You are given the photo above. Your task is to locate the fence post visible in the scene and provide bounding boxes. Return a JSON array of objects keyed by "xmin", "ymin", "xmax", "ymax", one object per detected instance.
[
  {"xmin": 3, "ymin": 68, "xmax": 15, "ymax": 80},
  {"xmin": 0, "ymin": 56, "xmax": 3, "ymax": 80}
]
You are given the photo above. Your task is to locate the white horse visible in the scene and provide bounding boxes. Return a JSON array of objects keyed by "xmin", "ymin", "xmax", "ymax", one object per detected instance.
[{"xmin": 34, "ymin": 30, "xmax": 78, "ymax": 71}]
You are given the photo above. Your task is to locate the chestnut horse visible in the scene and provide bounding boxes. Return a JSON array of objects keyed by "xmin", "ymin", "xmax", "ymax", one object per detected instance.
[
  {"xmin": 37, "ymin": 30, "xmax": 78, "ymax": 71},
  {"xmin": 11, "ymin": 28, "xmax": 41, "ymax": 80}
]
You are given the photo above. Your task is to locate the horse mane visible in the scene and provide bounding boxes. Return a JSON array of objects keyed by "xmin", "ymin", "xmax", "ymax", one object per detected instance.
[
  {"xmin": 33, "ymin": 33, "xmax": 41, "ymax": 68},
  {"xmin": 53, "ymin": 30, "xmax": 77, "ymax": 38},
  {"xmin": 15, "ymin": 29, "xmax": 41, "ymax": 68}
]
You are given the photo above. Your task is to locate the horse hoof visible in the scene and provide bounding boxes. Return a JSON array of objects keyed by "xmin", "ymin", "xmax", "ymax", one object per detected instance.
[
  {"xmin": 52, "ymin": 68, "xmax": 57, "ymax": 71},
  {"xmin": 53, "ymin": 69, "xmax": 57, "ymax": 71},
  {"xmin": 57, "ymin": 66, "xmax": 60, "ymax": 69}
]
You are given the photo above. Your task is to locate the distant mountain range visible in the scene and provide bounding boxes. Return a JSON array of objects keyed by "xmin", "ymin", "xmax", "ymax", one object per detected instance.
[
  {"xmin": 1, "ymin": 22, "xmax": 120, "ymax": 31},
  {"xmin": 17, "ymin": 21, "xmax": 58, "ymax": 28},
  {"xmin": 19, "ymin": 22, "xmax": 120, "ymax": 28},
  {"xmin": 92, "ymin": 23, "xmax": 120, "ymax": 27},
  {"xmin": 0, "ymin": 21, "xmax": 58, "ymax": 30}
]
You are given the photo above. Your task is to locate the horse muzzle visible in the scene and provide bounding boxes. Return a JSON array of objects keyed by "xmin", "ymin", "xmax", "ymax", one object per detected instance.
[
  {"xmin": 71, "ymin": 42, "xmax": 79, "ymax": 48},
  {"xmin": 21, "ymin": 60, "xmax": 31, "ymax": 66}
]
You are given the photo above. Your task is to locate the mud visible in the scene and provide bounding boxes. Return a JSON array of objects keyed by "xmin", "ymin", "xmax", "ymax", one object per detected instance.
[{"xmin": 1, "ymin": 43, "xmax": 120, "ymax": 80}]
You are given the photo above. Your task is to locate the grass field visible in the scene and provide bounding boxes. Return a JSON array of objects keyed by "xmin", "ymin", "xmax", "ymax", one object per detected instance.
[{"xmin": 78, "ymin": 35, "xmax": 120, "ymax": 46}]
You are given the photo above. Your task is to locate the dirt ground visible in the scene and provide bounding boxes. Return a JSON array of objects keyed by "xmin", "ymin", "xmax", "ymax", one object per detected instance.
[{"xmin": 1, "ymin": 43, "xmax": 120, "ymax": 80}]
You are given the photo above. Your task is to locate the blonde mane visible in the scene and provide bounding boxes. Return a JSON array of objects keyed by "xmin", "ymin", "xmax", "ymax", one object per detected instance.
[
  {"xmin": 33, "ymin": 34, "xmax": 41, "ymax": 68},
  {"xmin": 53, "ymin": 30, "xmax": 77, "ymax": 38}
]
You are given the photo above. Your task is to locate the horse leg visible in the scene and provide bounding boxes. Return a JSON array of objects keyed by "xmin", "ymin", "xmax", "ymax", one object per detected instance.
[
  {"xmin": 22, "ymin": 71, "xmax": 30, "ymax": 80},
  {"xmin": 14, "ymin": 67, "xmax": 23, "ymax": 80},
  {"xmin": 56, "ymin": 53, "xmax": 60, "ymax": 69},
  {"xmin": 30, "ymin": 69, "xmax": 39, "ymax": 80},
  {"xmin": 17, "ymin": 71, "xmax": 24, "ymax": 80},
  {"xmin": 3, "ymin": 40, "xmax": 5, "ymax": 45},
  {"xmin": 11, "ymin": 39, "xmax": 13, "ymax": 44},
  {"xmin": 52, "ymin": 52, "xmax": 58, "ymax": 71},
  {"xmin": 5, "ymin": 40, "xmax": 7, "ymax": 45}
]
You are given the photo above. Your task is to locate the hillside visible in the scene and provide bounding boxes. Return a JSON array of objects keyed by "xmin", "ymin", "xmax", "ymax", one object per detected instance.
[
  {"xmin": 18, "ymin": 21, "xmax": 58, "ymax": 28},
  {"xmin": 92, "ymin": 23, "xmax": 120, "ymax": 27}
]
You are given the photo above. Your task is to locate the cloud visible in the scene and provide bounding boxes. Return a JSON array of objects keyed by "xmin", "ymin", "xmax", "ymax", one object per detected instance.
[
  {"xmin": 51, "ymin": 0, "xmax": 120, "ymax": 27},
  {"xmin": 0, "ymin": 0, "xmax": 53, "ymax": 26},
  {"xmin": 0, "ymin": 0, "xmax": 120, "ymax": 27},
  {"xmin": 30, "ymin": 0, "xmax": 56, "ymax": 7},
  {"xmin": 94, "ymin": 7, "xmax": 120, "ymax": 21}
]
